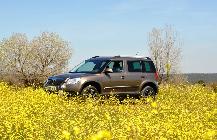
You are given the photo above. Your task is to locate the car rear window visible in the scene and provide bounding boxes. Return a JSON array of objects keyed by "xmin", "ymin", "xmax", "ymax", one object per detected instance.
[
  {"xmin": 142, "ymin": 61, "xmax": 156, "ymax": 73},
  {"xmin": 127, "ymin": 60, "xmax": 156, "ymax": 73}
]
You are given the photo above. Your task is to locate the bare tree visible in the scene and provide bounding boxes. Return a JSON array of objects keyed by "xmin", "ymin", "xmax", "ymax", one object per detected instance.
[
  {"xmin": 30, "ymin": 32, "xmax": 72, "ymax": 83},
  {"xmin": 0, "ymin": 33, "xmax": 32, "ymax": 84},
  {"xmin": 148, "ymin": 25, "xmax": 182, "ymax": 83},
  {"xmin": 148, "ymin": 28, "xmax": 164, "ymax": 82},
  {"xmin": 0, "ymin": 32, "xmax": 72, "ymax": 85}
]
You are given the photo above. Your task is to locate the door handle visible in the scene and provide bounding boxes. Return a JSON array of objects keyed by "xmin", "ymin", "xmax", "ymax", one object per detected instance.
[{"xmin": 121, "ymin": 76, "xmax": 125, "ymax": 79}]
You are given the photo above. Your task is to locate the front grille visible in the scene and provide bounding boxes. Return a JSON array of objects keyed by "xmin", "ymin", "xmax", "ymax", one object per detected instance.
[{"xmin": 45, "ymin": 78, "xmax": 64, "ymax": 86}]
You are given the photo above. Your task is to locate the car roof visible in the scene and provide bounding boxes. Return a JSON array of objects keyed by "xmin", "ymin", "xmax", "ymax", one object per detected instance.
[{"xmin": 88, "ymin": 56, "xmax": 152, "ymax": 61}]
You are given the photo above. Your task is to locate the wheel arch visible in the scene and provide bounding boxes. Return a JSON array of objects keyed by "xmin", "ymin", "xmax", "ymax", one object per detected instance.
[
  {"xmin": 140, "ymin": 82, "xmax": 158, "ymax": 93},
  {"xmin": 80, "ymin": 81, "xmax": 102, "ymax": 94}
]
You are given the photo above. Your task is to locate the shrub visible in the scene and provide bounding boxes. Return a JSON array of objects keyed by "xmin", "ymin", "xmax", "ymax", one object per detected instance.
[{"xmin": 208, "ymin": 83, "xmax": 217, "ymax": 93}]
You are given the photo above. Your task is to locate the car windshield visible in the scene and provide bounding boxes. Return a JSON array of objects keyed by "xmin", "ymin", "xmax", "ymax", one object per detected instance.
[{"xmin": 70, "ymin": 59, "xmax": 109, "ymax": 73}]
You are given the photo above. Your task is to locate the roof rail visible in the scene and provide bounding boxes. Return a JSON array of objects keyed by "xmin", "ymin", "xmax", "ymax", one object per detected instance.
[
  {"xmin": 114, "ymin": 55, "xmax": 121, "ymax": 58},
  {"xmin": 117, "ymin": 55, "xmax": 151, "ymax": 59},
  {"xmin": 92, "ymin": 56, "xmax": 99, "ymax": 58},
  {"xmin": 133, "ymin": 56, "xmax": 151, "ymax": 59},
  {"xmin": 145, "ymin": 57, "xmax": 151, "ymax": 60}
]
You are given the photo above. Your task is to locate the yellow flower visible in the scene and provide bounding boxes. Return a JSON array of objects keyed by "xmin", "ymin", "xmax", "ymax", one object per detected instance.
[
  {"xmin": 146, "ymin": 97, "xmax": 152, "ymax": 103},
  {"xmin": 204, "ymin": 129, "xmax": 216, "ymax": 139},
  {"xmin": 62, "ymin": 130, "xmax": 70, "ymax": 140},
  {"xmin": 160, "ymin": 137, "xmax": 167, "ymax": 140},
  {"xmin": 105, "ymin": 112, "xmax": 111, "ymax": 120},
  {"xmin": 151, "ymin": 109, "xmax": 158, "ymax": 114},
  {"xmin": 1, "ymin": 83, "xmax": 217, "ymax": 139},
  {"xmin": 127, "ymin": 126, "xmax": 131, "ymax": 131},
  {"xmin": 73, "ymin": 126, "xmax": 80, "ymax": 135},
  {"xmin": 90, "ymin": 130, "xmax": 111, "ymax": 140},
  {"xmin": 151, "ymin": 102, "xmax": 157, "ymax": 108}
]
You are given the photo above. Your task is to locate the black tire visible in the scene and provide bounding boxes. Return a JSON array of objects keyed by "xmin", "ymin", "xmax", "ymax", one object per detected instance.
[
  {"xmin": 141, "ymin": 86, "xmax": 156, "ymax": 97},
  {"xmin": 81, "ymin": 85, "xmax": 100, "ymax": 98}
]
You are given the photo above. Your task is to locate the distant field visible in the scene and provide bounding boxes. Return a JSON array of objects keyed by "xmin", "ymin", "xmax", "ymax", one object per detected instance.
[
  {"xmin": 185, "ymin": 73, "xmax": 217, "ymax": 83},
  {"xmin": 0, "ymin": 83, "xmax": 216, "ymax": 139}
]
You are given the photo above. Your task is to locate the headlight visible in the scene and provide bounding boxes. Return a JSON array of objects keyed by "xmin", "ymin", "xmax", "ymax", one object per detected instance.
[{"xmin": 65, "ymin": 78, "xmax": 81, "ymax": 85}]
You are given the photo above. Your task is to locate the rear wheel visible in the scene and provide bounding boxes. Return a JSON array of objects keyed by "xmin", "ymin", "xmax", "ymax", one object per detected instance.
[
  {"xmin": 81, "ymin": 85, "xmax": 100, "ymax": 98},
  {"xmin": 141, "ymin": 86, "xmax": 156, "ymax": 98}
]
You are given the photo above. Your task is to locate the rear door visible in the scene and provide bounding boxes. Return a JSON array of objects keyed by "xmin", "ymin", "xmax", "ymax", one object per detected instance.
[{"xmin": 124, "ymin": 60, "xmax": 144, "ymax": 93}]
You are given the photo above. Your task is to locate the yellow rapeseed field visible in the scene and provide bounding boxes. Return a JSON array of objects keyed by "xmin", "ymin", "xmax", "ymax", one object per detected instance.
[{"xmin": 0, "ymin": 82, "xmax": 216, "ymax": 140}]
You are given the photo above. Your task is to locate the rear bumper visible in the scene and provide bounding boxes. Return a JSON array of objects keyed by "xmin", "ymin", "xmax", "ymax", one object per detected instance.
[{"xmin": 156, "ymin": 82, "xmax": 159, "ymax": 93}]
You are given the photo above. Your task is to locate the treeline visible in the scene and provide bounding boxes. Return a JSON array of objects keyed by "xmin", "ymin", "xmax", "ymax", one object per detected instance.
[
  {"xmin": 1, "ymin": 26, "xmax": 214, "ymax": 88},
  {"xmin": 0, "ymin": 32, "xmax": 72, "ymax": 86}
]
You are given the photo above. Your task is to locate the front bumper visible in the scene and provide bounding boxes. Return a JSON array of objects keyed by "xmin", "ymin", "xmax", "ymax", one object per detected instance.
[
  {"xmin": 44, "ymin": 85, "xmax": 59, "ymax": 92},
  {"xmin": 44, "ymin": 82, "xmax": 81, "ymax": 93},
  {"xmin": 60, "ymin": 83, "xmax": 81, "ymax": 93}
]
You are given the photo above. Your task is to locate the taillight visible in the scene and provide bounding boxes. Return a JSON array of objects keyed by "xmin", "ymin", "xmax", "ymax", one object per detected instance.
[{"xmin": 154, "ymin": 72, "xmax": 159, "ymax": 81}]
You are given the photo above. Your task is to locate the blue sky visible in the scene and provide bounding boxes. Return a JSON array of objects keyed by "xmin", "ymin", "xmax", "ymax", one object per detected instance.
[{"xmin": 0, "ymin": 0, "xmax": 217, "ymax": 73}]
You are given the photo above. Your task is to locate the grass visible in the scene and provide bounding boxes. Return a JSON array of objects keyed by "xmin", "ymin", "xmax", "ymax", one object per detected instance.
[{"xmin": 0, "ymin": 82, "xmax": 216, "ymax": 139}]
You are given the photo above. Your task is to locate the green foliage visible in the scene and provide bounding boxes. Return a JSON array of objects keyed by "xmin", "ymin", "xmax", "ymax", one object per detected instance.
[
  {"xmin": 209, "ymin": 83, "xmax": 217, "ymax": 93},
  {"xmin": 196, "ymin": 80, "xmax": 206, "ymax": 86}
]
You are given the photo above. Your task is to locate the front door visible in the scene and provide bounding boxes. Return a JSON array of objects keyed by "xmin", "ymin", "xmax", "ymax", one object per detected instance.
[{"xmin": 101, "ymin": 60, "xmax": 128, "ymax": 93}]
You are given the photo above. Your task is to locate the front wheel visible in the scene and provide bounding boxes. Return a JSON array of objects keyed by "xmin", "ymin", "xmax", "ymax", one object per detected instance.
[
  {"xmin": 140, "ymin": 86, "xmax": 156, "ymax": 98},
  {"xmin": 81, "ymin": 85, "xmax": 99, "ymax": 98}
]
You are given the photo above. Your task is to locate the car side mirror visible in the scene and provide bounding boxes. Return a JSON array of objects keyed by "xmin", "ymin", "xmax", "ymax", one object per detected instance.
[{"xmin": 104, "ymin": 68, "xmax": 113, "ymax": 73}]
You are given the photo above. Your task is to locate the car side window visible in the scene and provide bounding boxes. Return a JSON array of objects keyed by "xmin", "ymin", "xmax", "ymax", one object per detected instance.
[
  {"xmin": 107, "ymin": 61, "xmax": 123, "ymax": 73},
  {"xmin": 127, "ymin": 61, "xmax": 142, "ymax": 72},
  {"xmin": 142, "ymin": 61, "xmax": 156, "ymax": 73}
]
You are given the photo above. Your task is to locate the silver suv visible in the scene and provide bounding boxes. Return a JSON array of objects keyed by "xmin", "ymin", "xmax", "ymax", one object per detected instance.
[{"xmin": 44, "ymin": 56, "xmax": 159, "ymax": 97}]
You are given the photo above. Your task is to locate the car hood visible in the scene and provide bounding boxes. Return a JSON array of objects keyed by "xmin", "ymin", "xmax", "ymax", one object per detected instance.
[{"xmin": 48, "ymin": 72, "xmax": 94, "ymax": 81}]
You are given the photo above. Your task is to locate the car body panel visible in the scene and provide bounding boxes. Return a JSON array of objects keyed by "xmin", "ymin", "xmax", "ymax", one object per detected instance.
[{"xmin": 44, "ymin": 56, "xmax": 158, "ymax": 95}]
